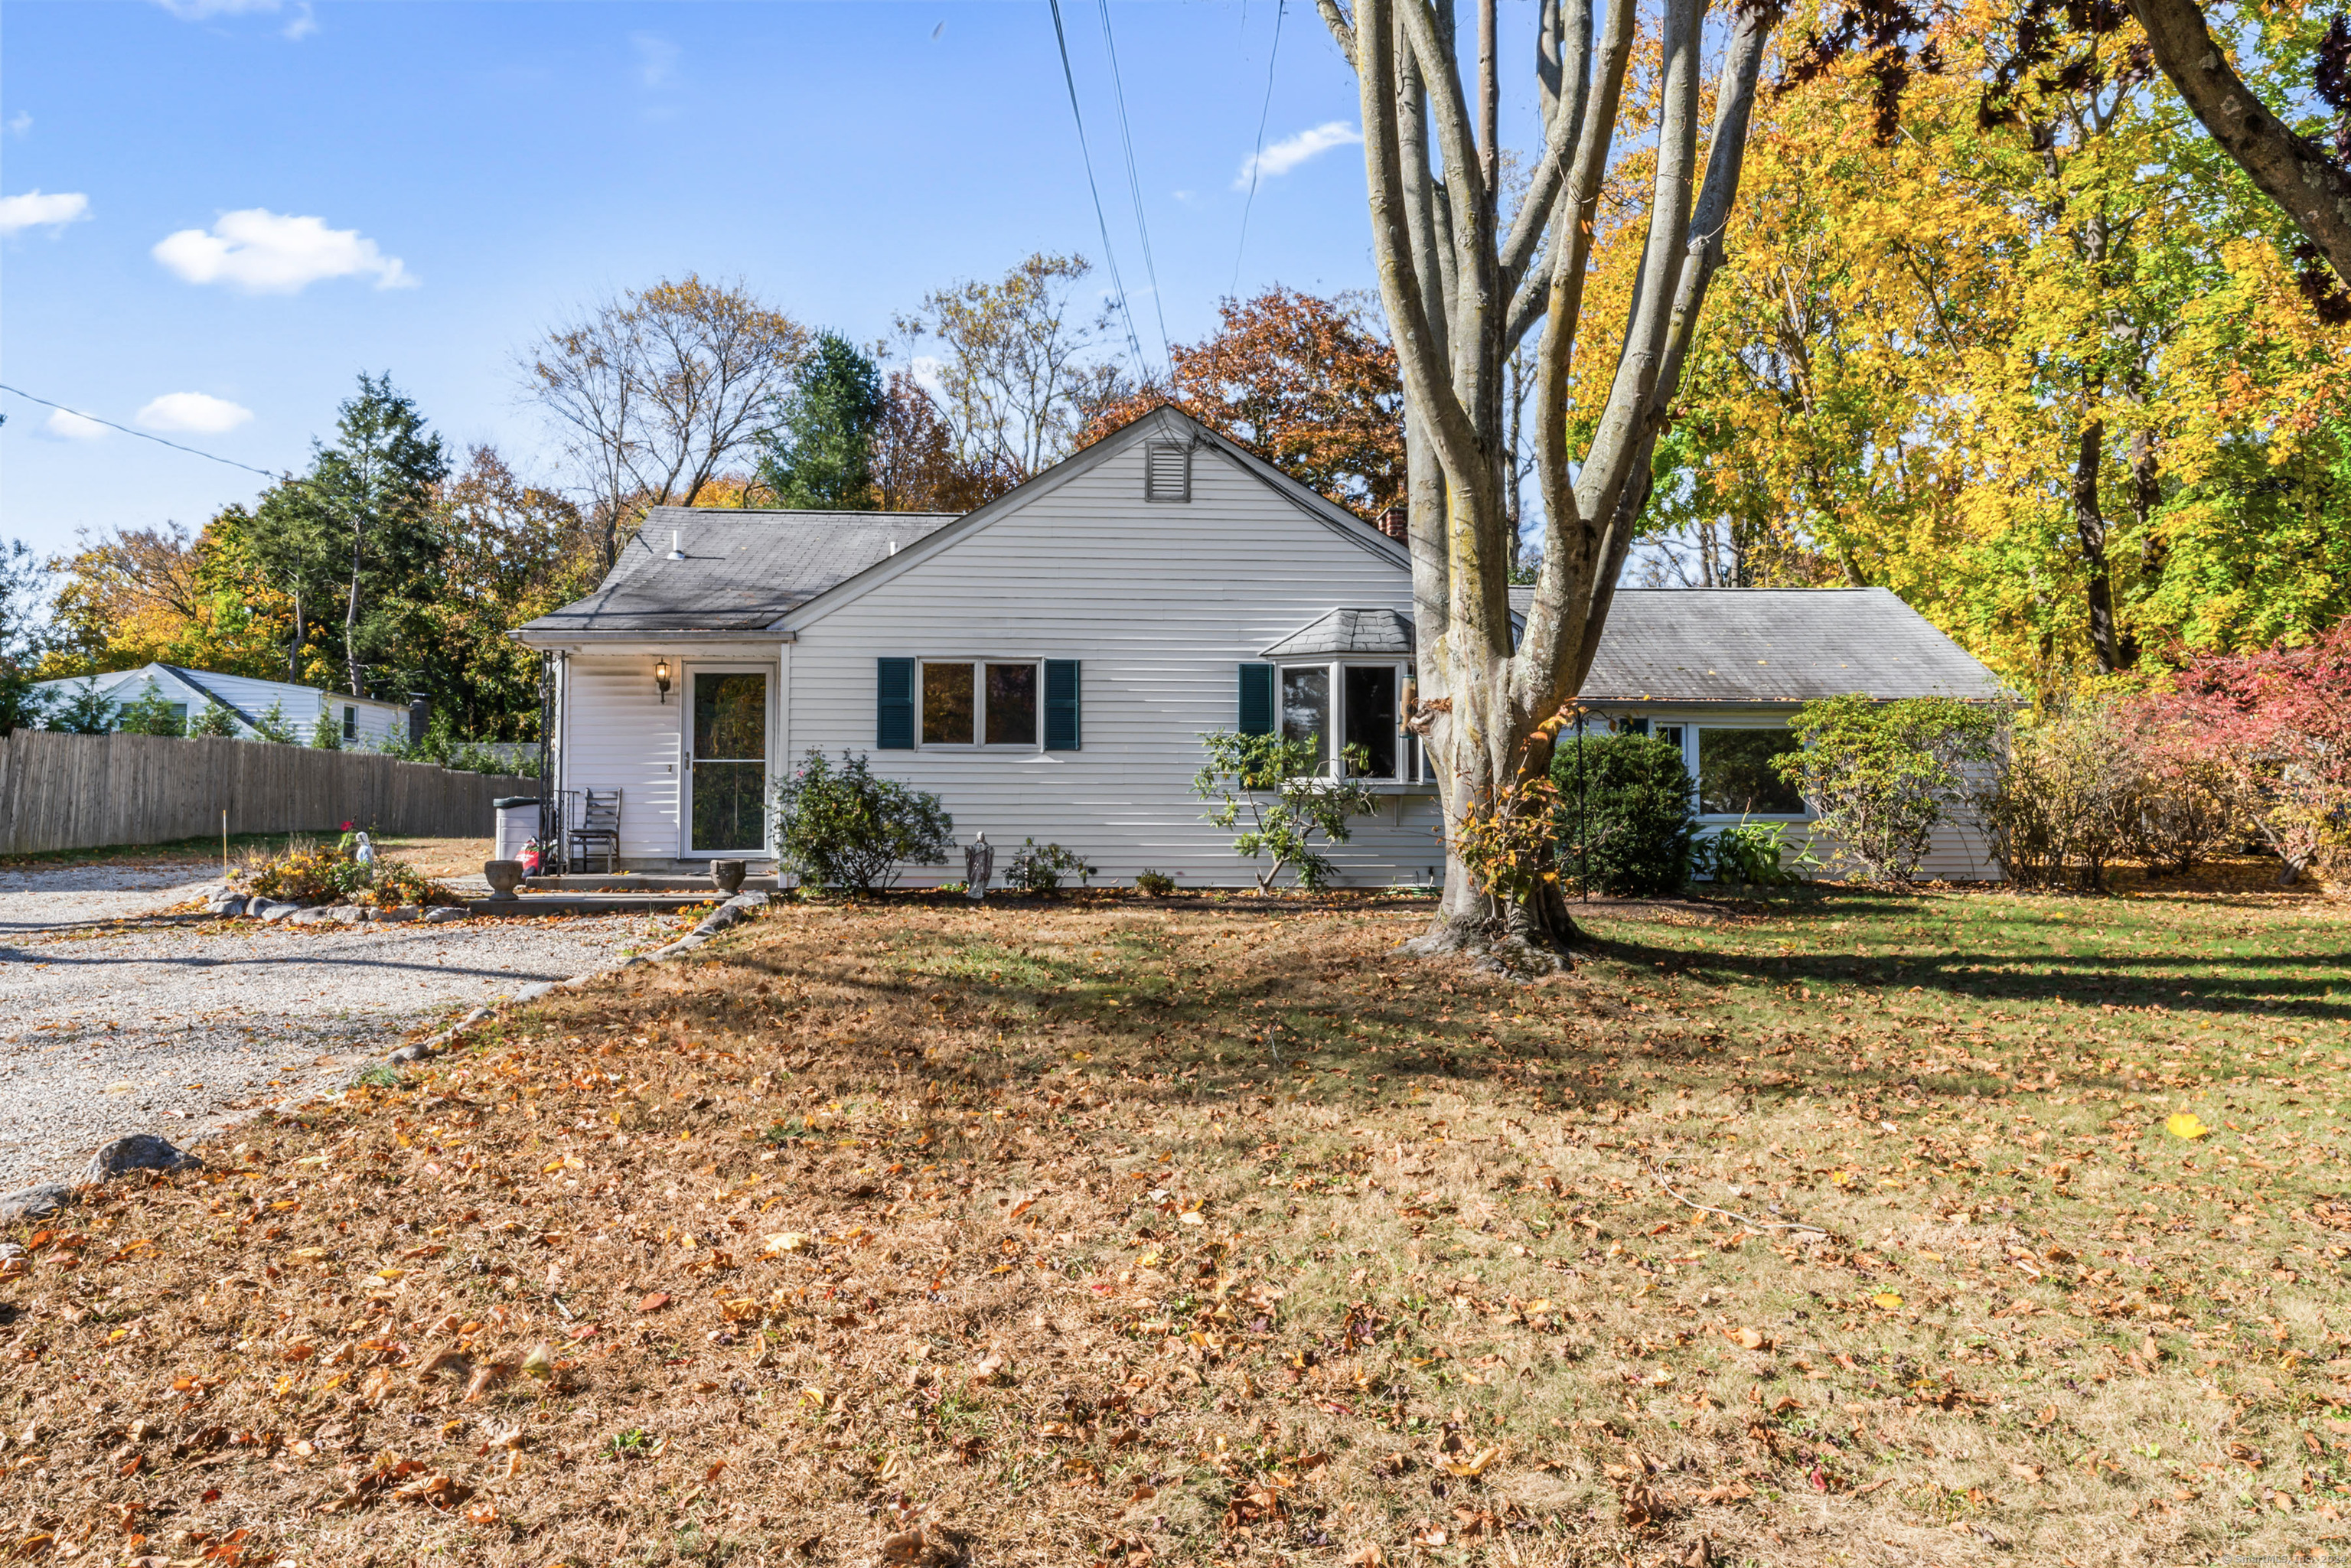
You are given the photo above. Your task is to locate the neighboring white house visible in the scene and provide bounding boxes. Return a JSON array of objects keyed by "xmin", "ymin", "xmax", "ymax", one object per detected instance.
[
  {"xmin": 512, "ymin": 406, "xmax": 2010, "ymax": 885},
  {"xmin": 29, "ymin": 664, "xmax": 415, "ymax": 748}
]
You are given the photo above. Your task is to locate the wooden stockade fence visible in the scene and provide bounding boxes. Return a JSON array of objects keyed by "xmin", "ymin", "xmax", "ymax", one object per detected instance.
[{"xmin": 0, "ymin": 730, "xmax": 539, "ymax": 856}]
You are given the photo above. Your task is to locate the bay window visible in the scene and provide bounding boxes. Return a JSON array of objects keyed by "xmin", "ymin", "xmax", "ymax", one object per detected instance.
[{"xmin": 1270, "ymin": 660, "xmax": 1417, "ymax": 781}]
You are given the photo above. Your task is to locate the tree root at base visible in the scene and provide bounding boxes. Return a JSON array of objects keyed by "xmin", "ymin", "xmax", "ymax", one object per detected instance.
[{"xmin": 1397, "ymin": 914, "xmax": 1581, "ymax": 979}]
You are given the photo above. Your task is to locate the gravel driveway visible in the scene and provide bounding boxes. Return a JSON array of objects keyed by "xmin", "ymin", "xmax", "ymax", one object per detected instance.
[{"xmin": 0, "ymin": 865, "xmax": 679, "ymax": 1188}]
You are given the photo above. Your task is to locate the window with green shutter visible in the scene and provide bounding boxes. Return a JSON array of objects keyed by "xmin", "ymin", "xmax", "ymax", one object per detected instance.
[
  {"xmin": 1044, "ymin": 660, "xmax": 1081, "ymax": 751},
  {"xmin": 876, "ymin": 657, "xmax": 914, "ymax": 749},
  {"xmin": 1237, "ymin": 663, "xmax": 1274, "ymax": 735}
]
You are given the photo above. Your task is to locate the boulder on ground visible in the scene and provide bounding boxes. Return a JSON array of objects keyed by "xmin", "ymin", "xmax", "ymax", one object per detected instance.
[
  {"xmin": 0, "ymin": 1185, "xmax": 72, "ymax": 1223},
  {"xmin": 208, "ymin": 896, "xmax": 249, "ymax": 918},
  {"xmin": 423, "ymin": 906, "xmax": 471, "ymax": 924},
  {"xmin": 253, "ymin": 900, "xmax": 301, "ymax": 922},
  {"xmin": 83, "ymin": 1133, "xmax": 204, "ymax": 1183}
]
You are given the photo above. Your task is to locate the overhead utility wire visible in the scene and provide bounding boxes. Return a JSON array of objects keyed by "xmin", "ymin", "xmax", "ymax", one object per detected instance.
[
  {"xmin": 0, "ymin": 383, "xmax": 285, "ymax": 481},
  {"xmin": 1045, "ymin": 0, "xmax": 1151, "ymax": 377},
  {"xmin": 1093, "ymin": 0, "xmax": 1172, "ymax": 377},
  {"xmin": 1231, "ymin": 0, "xmax": 1286, "ymax": 296}
]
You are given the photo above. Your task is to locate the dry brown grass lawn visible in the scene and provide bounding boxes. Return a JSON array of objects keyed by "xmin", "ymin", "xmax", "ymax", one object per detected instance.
[{"xmin": 5, "ymin": 876, "xmax": 2348, "ymax": 1568}]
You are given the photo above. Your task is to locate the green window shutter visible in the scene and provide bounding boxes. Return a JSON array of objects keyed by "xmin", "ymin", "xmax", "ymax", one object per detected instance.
[
  {"xmin": 1237, "ymin": 663, "xmax": 1273, "ymax": 736},
  {"xmin": 1044, "ymin": 660, "xmax": 1081, "ymax": 751},
  {"xmin": 876, "ymin": 657, "xmax": 915, "ymax": 749}
]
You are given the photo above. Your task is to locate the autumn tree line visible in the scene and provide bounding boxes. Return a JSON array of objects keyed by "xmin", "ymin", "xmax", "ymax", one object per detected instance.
[{"xmin": 2, "ymin": 8, "xmax": 2344, "ymax": 746}]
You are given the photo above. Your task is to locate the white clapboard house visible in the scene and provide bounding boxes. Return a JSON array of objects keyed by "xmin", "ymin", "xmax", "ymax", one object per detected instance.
[
  {"xmin": 29, "ymin": 663, "xmax": 415, "ymax": 748},
  {"xmin": 512, "ymin": 407, "xmax": 2009, "ymax": 885}
]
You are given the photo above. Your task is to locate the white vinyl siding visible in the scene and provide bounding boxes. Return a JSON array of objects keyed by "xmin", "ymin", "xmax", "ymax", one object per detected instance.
[
  {"xmin": 558, "ymin": 657, "xmax": 685, "ymax": 860},
  {"xmin": 784, "ymin": 437, "xmax": 1442, "ymax": 888}
]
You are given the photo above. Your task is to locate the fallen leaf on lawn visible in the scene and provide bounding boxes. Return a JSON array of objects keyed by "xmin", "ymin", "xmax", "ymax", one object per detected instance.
[
  {"xmin": 2007, "ymin": 1461, "xmax": 2044, "ymax": 1483},
  {"xmin": 765, "ymin": 1233, "xmax": 810, "ymax": 1253},
  {"xmin": 1346, "ymin": 1547, "xmax": 1385, "ymax": 1567},
  {"xmin": 1870, "ymin": 1293, "xmax": 1903, "ymax": 1311},
  {"xmin": 637, "ymin": 1293, "xmax": 673, "ymax": 1313},
  {"xmin": 1179, "ymin": 1211, "xmax": 1205, "ymax": 1226},
  {"xmin": 462, "ymin": 1362, "xmax": 514, "ymax": 1401},
  {"xmin": 1407, "ymin": 1527, "xmax": 1447, "ymax": 1547},
  {"xmin": 465, "ymin": 1501, "xmax": 498, "ymax": 1524},
  {"xmin": 1733, "ymin": 1325, "xmax": 1772, "ymax": 1351},
  {"xmin": 1439, "ymin": 1444, "xmax": 1503, "ymax": 1477},
  {"xmin": 971, "ymin": 1350, "xmax": 1008, "ymax": 1384},
  {"xmin": 2167, "ymin": 1113, "xmax": 2211, "ymax": 1140},
  {"xmin": 519, "ymin": 1342, "xmax": 554, "ymax": 1381}
]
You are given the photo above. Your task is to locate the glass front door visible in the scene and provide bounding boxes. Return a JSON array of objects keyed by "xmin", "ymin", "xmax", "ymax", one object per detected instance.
[{"xmin": 689, "ymin": 670, "xmax": 768, "ymax": 853}]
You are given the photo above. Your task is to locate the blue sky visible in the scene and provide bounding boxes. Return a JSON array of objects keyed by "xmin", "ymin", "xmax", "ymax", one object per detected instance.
[{"xmin": 2, "ymin": 0, "xmax": 1404, "ymax": 558}]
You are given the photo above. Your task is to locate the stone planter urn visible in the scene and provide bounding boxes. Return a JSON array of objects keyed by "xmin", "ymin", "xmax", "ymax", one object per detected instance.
[
  {"xmin": 483, "ymin": 859, "xmax": 526, "ymax": 901},
  {"xmin": 710, "ymin": 859, "xmax": 748, "ymax": 895}
]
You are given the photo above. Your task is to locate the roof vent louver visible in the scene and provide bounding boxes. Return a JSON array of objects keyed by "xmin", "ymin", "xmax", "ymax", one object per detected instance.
[{"xmin": 1144, "ymin": 442, "xmax": 1192, "ymax": 503}]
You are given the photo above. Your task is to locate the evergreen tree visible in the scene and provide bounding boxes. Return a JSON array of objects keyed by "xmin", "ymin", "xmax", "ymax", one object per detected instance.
[
  {"xmin": 250, "ymin": 699, "xmax": 297, "ymax": 744},
  {"xmin": 116, "ymin": 686, "xmax": 186, "ymax": 736},
  {"xmin": 0, "ymin": 539, "xmax": 51, "ymax": 735},
  {"xmin": 189, "ymin": 697, "xmax": 240, "ymax": 736},
  {"xmin": 47, "ymin": 679, "xmax": 116, "ymax": 734},
  {"xmin": 756, "ymin": 333, "xmax": 884, "ymax": 509}
]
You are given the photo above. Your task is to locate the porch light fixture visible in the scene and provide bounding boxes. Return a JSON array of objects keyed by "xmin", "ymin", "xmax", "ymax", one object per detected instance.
[{"xmin": 654, "ymin": 658, "xmax": 671, "ymax": 703}]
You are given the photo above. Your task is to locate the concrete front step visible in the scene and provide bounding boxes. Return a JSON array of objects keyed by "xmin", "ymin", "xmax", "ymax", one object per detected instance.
[
  {"xmin": 521, "ymin": 874, "xmax": 782, "ymax": 894},
  {"xmin": 465, "ymin": 892, "xmax": 733, "ymax": 916}
]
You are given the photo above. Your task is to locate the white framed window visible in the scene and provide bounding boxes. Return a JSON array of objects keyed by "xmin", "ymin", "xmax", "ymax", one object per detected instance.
[
  {"xmin": 919, "ymin": 659, "xmax": 1040, "ymax": 748},
  {"xmin": 1692, "ymin": 723, "xmax": 1807, "ymax": 818},
  {"xmin": 1273, "ymin": 660, "xmax": 1418, "ymax": 781}
]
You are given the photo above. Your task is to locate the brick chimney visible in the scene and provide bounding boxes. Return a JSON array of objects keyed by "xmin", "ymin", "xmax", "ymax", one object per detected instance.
[{"xmin": 1377, "ymin": 506, "xmax": 1408, "ymax": 543}]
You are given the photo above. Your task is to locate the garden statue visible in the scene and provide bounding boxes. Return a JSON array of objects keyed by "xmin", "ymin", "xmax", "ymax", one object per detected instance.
[{"xmin": 964, "ymin": 833, "xmax": 993, "ymax": 900}]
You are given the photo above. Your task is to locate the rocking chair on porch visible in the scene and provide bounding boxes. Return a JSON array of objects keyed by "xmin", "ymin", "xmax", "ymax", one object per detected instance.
[{"xmin": 569, "ymin": 789, "xmax": 622, "ymax": 874}]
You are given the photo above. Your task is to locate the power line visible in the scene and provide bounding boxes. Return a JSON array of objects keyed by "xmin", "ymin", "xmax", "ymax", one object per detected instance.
[
  {"xmin": 1232, "ymin": 0, "xmax": 1286, "ymax": 297},
  {"xmin": 0, "ymin": 383, "xmax": 285, "ymax": 481},
  {"xmin": 1045, "ymin": 0, "xmax": 1151, "ymax": 377},
  {"xmin": 1094, "ymin": 0, "xmax": 1172, "ymax": 377}
]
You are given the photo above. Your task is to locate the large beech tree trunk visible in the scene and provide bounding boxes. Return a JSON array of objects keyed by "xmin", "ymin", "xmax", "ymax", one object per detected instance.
[
  {"xmin": 2128, "ymin": 0, "xmax": 2351, "ymax": 291},
  {"xmin": 1316, "ymin": 0, "xmax": 1773, "ymax": 967}
]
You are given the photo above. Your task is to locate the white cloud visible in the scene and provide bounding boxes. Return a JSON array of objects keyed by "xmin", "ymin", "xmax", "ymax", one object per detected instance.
[
  {"xmin": 152, "ymin": 0, "xmax": 316, "ymax": 37},
  {"xmin": 44, "ymin": 409, "xmax": 109, "ymax": 442},
  {"xmin": 631, "ymin": 33, "xmax": 679, "ymax": 88},
  {"xmin": 152, "ymin": 208, "xmax": 416, "ymax": 293},
  {"xmin": 0, "ymin": 189, "xmax": 91, "ymax": 236},
  {"xmin": 7, "ymin": 112, "xmax": 30, "ymax": 138},
  {"xmin": 152, "ymin": 0, "xmax": 285, "ymax": 18},
  {"xmin": 1234, "ymin": 121, "xmax": 1363, "ymax": 190},
  {"xmin": 136, "ymin": 392, "xmax": 254, "ymax": 434}
]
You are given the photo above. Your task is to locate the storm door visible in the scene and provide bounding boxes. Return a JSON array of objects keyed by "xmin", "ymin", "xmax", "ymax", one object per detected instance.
[{"xmin": 686, "ymin": 670, "xmax": 769, "ymax": 854}]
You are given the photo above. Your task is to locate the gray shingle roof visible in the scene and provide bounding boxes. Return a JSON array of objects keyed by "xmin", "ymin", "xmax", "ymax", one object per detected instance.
[
  {"xmin": 1502, "ymin": 586, "xmax": 2008, "ymax": 703},
  {"xmin": 519, "ymin": 507, "xmax": 960, "ymax": 635},
  {"xmin": 1260, "ymin": 608, "xmax": 1415, "ymax": 660}
]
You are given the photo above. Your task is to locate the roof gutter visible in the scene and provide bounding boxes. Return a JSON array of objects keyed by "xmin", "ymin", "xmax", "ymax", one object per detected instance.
[{"xmin": 507, "ymin": 627, "xmax": 797, "ymax": 650}]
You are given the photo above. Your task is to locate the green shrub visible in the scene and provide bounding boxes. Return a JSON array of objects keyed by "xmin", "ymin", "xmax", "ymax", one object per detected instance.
[
  {"xmin": 188, "ymin": 698, "xmax": 239, "ymax": 737},
  {"xmin": 309, "ymin": 709, "xmax": 342, "ymax": 750},
  {"xmin": 1193, "ymin": 731, "xmax": 1378, "ymax": 892},
  {"xmin": 1547, "ymin": 731, "xmax": 1697, "ymax": 895},
  {"xmin": 116, "ymin": 686, "xmax": 185, "ymax": 737},
  {"xmin": 1775, "ymin": 694, "xmax": 1998, "ymax": 882},
  {"xmin": 772, "ymin": 749, "xmax": 952, "ymax": 895},
  {"xmin": 249, "ymin": 699, "xmax": 298, "ymax": 744},
  {"xmin": 1006, "ymin": 839, "xmax": 1091, "ymax": 895},
  {"xmin": 1133, "ymin": 869, "xmax": 1178, "ymax": 896},
  {"xmin": 1694, "ymin": 818, "xmax": 1818, "ymax": 886},
  {"xmin": 44, "ymin": 680, "xmax": 116, "ymax": 734}
]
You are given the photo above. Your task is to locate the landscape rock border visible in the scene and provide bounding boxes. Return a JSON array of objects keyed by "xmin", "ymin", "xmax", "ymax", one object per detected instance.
[{"xmin": 0, "ymin": 889, "xmax": 774, "ymax": 1226}]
